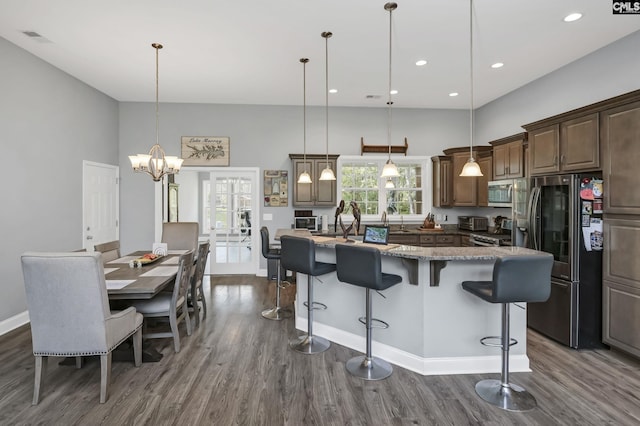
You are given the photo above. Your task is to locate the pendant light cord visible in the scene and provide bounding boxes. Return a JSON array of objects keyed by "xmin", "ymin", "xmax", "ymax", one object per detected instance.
[
  {"xmin": 469, "ymin": 0, "xmax": 474, "ymax": 160},
  {"xmin": 152, "ymin": 43, "xmax": 163, "ymax": 148}
]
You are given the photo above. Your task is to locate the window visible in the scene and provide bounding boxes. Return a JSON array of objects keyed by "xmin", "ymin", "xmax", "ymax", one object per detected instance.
[{"xmin": 338, "ymin": 156, "xmax": 428, "ymax": 219}]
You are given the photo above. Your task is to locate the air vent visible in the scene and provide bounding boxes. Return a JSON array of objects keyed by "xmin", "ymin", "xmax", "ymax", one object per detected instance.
[
  {"xmin": 22, "ymin": 31, "xmax": 42, "ymax": 38},
  {"xmin": 365, "ymin": 95, "xmax": 382, "ymax": 99}
]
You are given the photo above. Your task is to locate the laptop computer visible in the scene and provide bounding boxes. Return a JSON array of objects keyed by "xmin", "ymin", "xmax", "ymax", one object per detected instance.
[{"xmin": 362, "ymin": 225, "xmax": 390, "ymax": 245}]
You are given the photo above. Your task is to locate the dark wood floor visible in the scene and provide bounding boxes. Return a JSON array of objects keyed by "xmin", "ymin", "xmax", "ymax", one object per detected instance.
[{"xmin": 2, "ymin": 275, "xmax": 640, "ymax": 425}]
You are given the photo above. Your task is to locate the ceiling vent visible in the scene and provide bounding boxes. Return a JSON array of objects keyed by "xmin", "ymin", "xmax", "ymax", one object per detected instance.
[
  {"xmin": 23, "ymin": 31, "xmax": 42, "ymax": 38},
  {"xmin": 366, "ymin": 95, "xmax": 382, "ymax": 99}
]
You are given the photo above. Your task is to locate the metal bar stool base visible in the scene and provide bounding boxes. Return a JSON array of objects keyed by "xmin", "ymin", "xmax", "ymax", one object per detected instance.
[
  {"xmin": 346, "ymin": 355, "xmax": 393, "ymax": 381},
  {"xmin": 261, "ymin": 307, "xmax": 291, "ymax": 321},
  {"xmin": 289, "ymin": 334, "xmax": 330, "ymax": 354},
  {"xmin": 475, "ymin": 379, "xmax": 537, "ymax": 412}
]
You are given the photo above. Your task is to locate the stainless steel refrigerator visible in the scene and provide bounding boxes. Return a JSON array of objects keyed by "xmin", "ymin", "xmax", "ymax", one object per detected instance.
[{"xmin": 526, "ymin": 173, "xmax": 604, "ymax": 349}]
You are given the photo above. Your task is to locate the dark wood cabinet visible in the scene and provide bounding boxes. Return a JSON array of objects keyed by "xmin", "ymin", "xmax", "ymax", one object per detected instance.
[
  {"xmin": 444, "ymin": 146, "xmax": 492, "ymax": 207},
  {"xmin": 289, "ymin": 154, "xmax": 339, "ymax": 207},
  {"xmin": 477, "ymin": 153, "xmax": 492, "ymax": 207},
  {"xmin": 526, "ymin": 113, "xmax": 599, "ymax": 176},
  {"xmin": 490, "ymin": 133, "xmax": 525, "ymax": 179},
  {"xmin": 431, "ymin": 156, "xmax": 452, "ymax": 207},
  {"xmin": 601, "ymin": 100, "xmax": 640, "ymax": 215},
  {"xmin": 389, "ymin": 232, "xmax": 460, "ymax": 247}
]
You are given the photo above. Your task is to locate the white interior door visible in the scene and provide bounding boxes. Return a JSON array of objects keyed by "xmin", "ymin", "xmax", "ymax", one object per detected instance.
[
  {"xmin": 83, "ymin": 161, "xmax": 119, "ymax": 250},
  {"xmin": 209, "ymin": 169, "xmax": 258, "ymax": 274}
]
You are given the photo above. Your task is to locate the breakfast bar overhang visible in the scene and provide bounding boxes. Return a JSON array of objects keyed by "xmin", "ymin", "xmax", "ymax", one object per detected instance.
[{"xmin": 290, "ymin": 236, "xmax": 549, "ymax": 376}]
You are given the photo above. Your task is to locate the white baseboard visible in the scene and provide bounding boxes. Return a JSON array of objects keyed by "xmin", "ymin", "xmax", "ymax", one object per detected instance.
[
  {"xmin": 294, "ymin": 315, "xmax": 531, "ymax": 376},
  {"xmin": 0, "ymin": 311, "xmax": 30, "ymax": 337},
  {"xmin": 256, "ymin": 268, "xmax": 268, "ymax": 277}
]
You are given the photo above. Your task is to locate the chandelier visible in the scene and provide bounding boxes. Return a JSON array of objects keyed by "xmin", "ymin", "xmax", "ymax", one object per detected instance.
[{"xmin": 129, "ymin": 43, "xmax": 183, "ymax": 182}]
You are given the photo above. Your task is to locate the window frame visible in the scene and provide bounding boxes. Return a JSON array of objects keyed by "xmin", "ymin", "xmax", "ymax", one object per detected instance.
[{"xmin": 337, "ymin": 155, "xmax": 432, "ymax": 223}]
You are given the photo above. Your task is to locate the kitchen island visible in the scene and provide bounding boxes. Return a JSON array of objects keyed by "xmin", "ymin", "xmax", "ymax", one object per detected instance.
[{"xmin": 290, "ymin": 236, "xmax": 548, "ymax": 376}]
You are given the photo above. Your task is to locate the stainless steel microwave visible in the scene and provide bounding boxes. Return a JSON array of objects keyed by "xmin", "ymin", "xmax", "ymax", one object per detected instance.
[
  {"xmin": 294, "ymin": 216, "xmax": 318, "ymax": 231},
  {"xmin": 488, "ymin": 180, "xmax": 514, "ymax": 207}
]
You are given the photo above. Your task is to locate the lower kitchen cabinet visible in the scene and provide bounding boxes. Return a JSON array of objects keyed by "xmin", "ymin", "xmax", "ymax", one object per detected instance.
[{"xmin": 389, "ymin": 233, "xmax": 460, "ymax": 247}]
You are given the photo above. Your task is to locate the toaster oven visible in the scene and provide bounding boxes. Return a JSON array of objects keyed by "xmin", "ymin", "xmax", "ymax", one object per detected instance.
[{"xmin": 458, "ymin": 216, "xmax": 489, "ymax": 231}]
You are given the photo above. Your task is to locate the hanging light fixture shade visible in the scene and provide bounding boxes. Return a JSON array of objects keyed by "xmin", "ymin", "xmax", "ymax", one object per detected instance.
[
  {"xmin": 319, "ymin": 31, "xmax": 336, "ymax": 181},
  {"xmin": 380, "ymin": 2, "xmax": 400, "ymax": 179},
  {"xmin": 129, "ymin": 43, "xmax": 183, "ymax": 182},
  {"xmin": 460, "ymin": 0, "xmax": 483, "ymax": 177},
  {"xmin": 297, "ymin": 58, "xmax": 313, "ymax": 184},
  {"xmin": 385, "ymin": 178, "xmax": 395, "ymax": 189}
]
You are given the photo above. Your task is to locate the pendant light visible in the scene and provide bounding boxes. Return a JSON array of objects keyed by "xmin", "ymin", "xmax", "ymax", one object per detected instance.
[
  {"xmin": 459, "ymin": 0, "xmax": 483, "ymax": 177},
  {"xmin": 297, "ymin": 58, "xmax": 312, "ymax": 184},
  {"xmin": 319, "ymin": 31, "xmax": 337, "ymax": 181},
  {"xmin": 129, "ymin": 43, "xmax": 183, "ymax": 182},
  {"xmin": 380, "ymin": 2, "xmax": 400, "ymax": 182}
]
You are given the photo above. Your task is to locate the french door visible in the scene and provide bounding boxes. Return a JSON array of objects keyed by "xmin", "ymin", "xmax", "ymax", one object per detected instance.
[{"xmin": 209, "ymin": 169, "xmax": 258, "ymax": 274}]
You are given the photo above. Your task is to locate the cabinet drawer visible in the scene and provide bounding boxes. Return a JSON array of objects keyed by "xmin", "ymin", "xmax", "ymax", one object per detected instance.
[
  {"xmin": 388, "ymin": 234, "xmax": 419, "ymax": 245},
  {"xmin": 436, "ymin": 235, "xmax": 460, "ymax": 246},
  {"xmin": 419, "ymin": 235, "xmax": 436, "ymax": 246}
]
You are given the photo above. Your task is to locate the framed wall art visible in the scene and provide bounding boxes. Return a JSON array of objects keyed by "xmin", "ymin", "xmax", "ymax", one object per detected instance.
[
  {"xmin": 181, "ymin": 136, "xmax": 230, "ymax": 166},
  {"xmin": 264, "ymin": 170, "xmax": 288, "ymax": 207}
]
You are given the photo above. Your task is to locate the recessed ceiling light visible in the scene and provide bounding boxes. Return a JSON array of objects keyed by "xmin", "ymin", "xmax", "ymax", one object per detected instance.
[
  {"xmin": 415, "ymin": 60, "xmax": 427, "ymax": 66},
  {"xmin": 329, "ymin": 89, "xmax": 338, "ymax": 94},
  {"xmin": 491, "ymin": 62, "xmax": 504, "ymax": 69},
  {"xmin": 564, "ymin": 12, "xmax": 582, "ymax": 22},
  {"xmin": 449, "ymin": 92, "xmax": 459, "ymax": 97},
  {"xmin": 390, "ymin": 90, "xmax": 398, "ymax": 95}
]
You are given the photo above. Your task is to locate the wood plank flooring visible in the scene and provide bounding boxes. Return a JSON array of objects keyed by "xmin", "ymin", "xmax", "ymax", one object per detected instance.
[{"xmin": 1, "ymin": 275, "xmax": 640, "ymax": 425}]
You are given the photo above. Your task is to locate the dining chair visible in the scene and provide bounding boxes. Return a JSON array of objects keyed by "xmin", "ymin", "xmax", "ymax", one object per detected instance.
[
  {"xmin": 161, "ymin": 222, "xmax": 199, "ymax": 251},
  {"xmin": 190, "ymin": 241, "xmax": 210, "ymax": 328},
  {"xmin": 130, "ymin": 250, "xmax": 194, "ymax": 352},
  {"xmin": 94, "ymin": 240, "xmax": 121, "ymax": 264},
  {"xmin": 21, "ymin": 252, "xmax": 143, "ymax": 404}
]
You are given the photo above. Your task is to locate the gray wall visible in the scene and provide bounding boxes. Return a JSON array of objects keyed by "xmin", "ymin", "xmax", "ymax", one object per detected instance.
[
  {"xmin": 1, "ymin": 29, "xmax": 639, "ymax": 326},
  {"xmin": 0, "ymin": 37, "xmax": 119, "ymax": 323}
]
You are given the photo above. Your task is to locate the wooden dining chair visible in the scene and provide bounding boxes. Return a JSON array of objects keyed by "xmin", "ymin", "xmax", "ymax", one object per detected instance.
[
  {"xmin": 190, "ymin": 242, "xmax": 210, "ymax": 328},
  {"xmin": 21, "ymin": 252, "xmax": 143, "ymax": 404},
  {"xmin": 94, "ymin": 240, "xmax": 121, "ymax": 264},
  {"xmin": 130, "ymin": 250, "xmax": 194, "ymax": 352}
]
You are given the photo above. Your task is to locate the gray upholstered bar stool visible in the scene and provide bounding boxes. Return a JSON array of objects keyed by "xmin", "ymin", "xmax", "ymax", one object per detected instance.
[
  {"xmin": 461, "ymin": 254, "xmax": 553, "ymax": 412},
  {"xmin": 280, "ymin": 235, "xmax": 336, "ymax": 354},
  {"xmin": 335, "ymin": 244, "xmax": 402, "ymax": 380},
  {"xmin": 260, "ymin": 226, "xmax": 290, "ymax": 320}
]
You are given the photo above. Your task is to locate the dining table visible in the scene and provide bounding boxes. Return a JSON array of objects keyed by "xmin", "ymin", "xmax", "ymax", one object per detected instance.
[{"xmin": 104, "ymin": 250, "xmax": 189, "ymax": 362}]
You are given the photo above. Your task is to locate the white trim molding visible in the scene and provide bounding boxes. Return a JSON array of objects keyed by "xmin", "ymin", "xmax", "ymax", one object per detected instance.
[{"xmin": 0, "ymin": 311, "xmax": 30, "ymax": 337}]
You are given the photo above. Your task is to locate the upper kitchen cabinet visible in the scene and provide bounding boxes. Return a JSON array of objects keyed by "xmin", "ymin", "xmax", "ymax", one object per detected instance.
[
  {"xmin": 289, "ymin": 154, "xmax": 339, "ymax": 207},
  {"xmin": 601, "ymin": 100, "xmax": 640, "ymax": 215},
  {"xmin": 476, "ymin": 152, "xmax": 492, "ymax": 207},
  {"xmin": 431, "ymin": 156, "xmax": 452, "ymax": 208},
  {"xmin": 444, "ymin": 146, "xmax": 492, "ymax": 207},
  {"xmin": 525, "ymin": 113, "xmax": 599, "ymax": 176},
  {"xmin": 490, "ymin": 133, "xmax": 526, "ymax": 179}
]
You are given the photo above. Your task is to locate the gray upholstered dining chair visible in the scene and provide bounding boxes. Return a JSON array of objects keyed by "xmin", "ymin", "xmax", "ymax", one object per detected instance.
[
  {"xmin": 161, "ymin": 222, "xmax": 199, "ymax": 251},
  {"xmin": 94, "ymin": 240, "xmax": 121, "ymax": 264},
  {"xmin": 190, "ymin": 242, "xmax": 210, "ymax": 327},
  {"xmin": 130, "ymin": 250, "xmax": 194, "ymax": 352},
  {"xmin": 21, "ymin": 252, "xmax": 143, "ymax": 404}
]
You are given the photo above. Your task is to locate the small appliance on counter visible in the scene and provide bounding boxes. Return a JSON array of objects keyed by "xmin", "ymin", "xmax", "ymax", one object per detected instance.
[{"xmin": 457, "ymin": 216, "xmax": 488, "ymax": 231}]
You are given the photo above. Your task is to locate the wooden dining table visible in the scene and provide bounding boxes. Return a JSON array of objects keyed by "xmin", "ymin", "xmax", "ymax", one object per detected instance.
[{"xmin": 104, "ymin": 250, "xmax": 187, "ymax": 299}]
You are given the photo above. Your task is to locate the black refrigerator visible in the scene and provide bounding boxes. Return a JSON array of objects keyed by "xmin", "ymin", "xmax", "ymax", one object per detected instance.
[{"xmin": 527, "ymin": 173, "xmax": 604, "ymax": 349}]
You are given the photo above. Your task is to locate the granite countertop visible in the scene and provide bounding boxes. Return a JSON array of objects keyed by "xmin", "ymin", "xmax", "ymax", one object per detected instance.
[{"xmin": 309, "ymin": 236, "xmax": 546, "ymax": 262}]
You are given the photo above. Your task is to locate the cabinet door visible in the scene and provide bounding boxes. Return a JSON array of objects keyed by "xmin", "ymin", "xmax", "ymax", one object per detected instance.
[
  {"xmin": 601, "ymin": 101, "xmax": 640, "ymax": 214},
  {"xmin": 452, "ymin": 153, "xmax": 477, "ymax": 206},
  {"xmin": 603, "ymin": 218, "xmax": 640, "ymax": 288},
  {"xmin": 477, "ymin": 156, "xmax": 492, "ymax": 207},
  {"xmin": 419, "ymin": 234, "xmax": 436, "ymax": 246},
  {"xmin": 603, "ymin": 280, "xmax": 640, "ymax": 357},
  {"xmin": 293, "ymin": 159, "xmax": 314, "ymax": 205},
  {"xmin": 561, "ymin": 113, "xmax": 599, "ymax": 172},
  {"xmin": 506, "ymin": 140, "xmax": 524, "ymax": 178},
  {"xmin": 435, "ymin": 235, "xmax": 460, "ymax": 246},
  {"xmin": 314, "ymin": 159, "xmax": 337, "ymax": 206},
  {"xmin": 529, "ymin": 125, "xmax": 560, "ymax": 175},
  {"xmin": 431, "ymin": 156, "xmax": 452, "ymax": 207},
  {"xmin": 388, "ymin": 234, "xmax": 419, "ymax": 245},
  {"xmin": 492, "ymin": 144, "xmax": 508, "ymax": 180}
]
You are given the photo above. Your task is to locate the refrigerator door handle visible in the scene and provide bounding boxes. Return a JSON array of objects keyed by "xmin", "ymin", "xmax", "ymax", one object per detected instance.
[{"xmin": 528, "ymin": 186, "xmax": 541, "ymax": 250}]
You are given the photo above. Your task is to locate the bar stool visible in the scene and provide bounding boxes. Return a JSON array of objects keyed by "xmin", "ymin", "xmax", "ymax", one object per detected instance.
[
  {"xmin": 461, "ymin": 254, "xmax": 553, "ymax": 412},
  {"xmin": 280, "ymin": 235, "xmax": 335, "ymax": 354},
  {"xmin": 260, "ymin": 227, "xmax": 290, "ymax": 320},
  {"xmin": 335, "ymin": 244, "xmax": 402, "ymax": 380}
]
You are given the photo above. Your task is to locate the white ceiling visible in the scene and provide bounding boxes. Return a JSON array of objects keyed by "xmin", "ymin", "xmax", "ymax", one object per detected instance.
[{"xmin": 1, "ymin": 0, "xmax": 639, "ymax": 109}]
